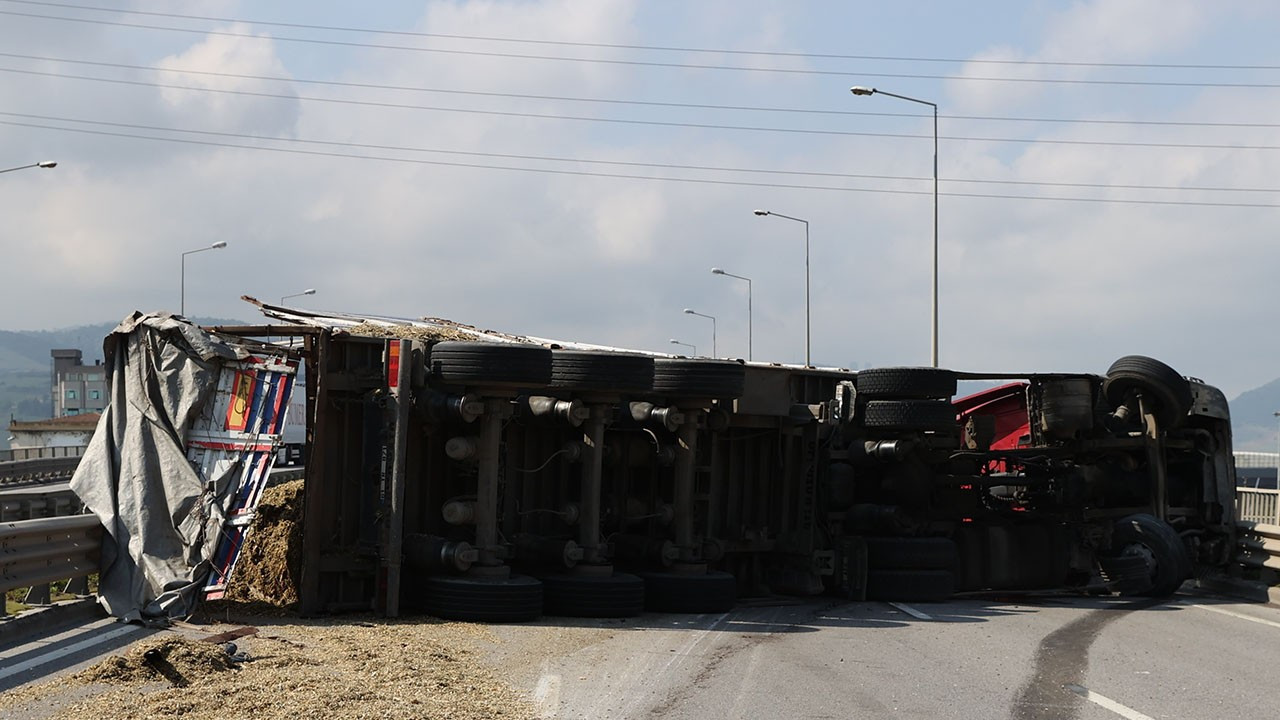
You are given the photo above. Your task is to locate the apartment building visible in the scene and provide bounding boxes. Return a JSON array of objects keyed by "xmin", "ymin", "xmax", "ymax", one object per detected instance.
[{"xmin": 50, "ymin": 348, "xmax": 108, "ymax": 416}]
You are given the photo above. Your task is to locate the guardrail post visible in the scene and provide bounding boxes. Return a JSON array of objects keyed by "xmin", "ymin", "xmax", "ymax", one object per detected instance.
[{"xmin": 24, "ymin": 582, "xmax": 51, "ymax": 606}]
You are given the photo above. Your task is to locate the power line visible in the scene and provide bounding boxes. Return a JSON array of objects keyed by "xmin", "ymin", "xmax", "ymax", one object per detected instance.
[
  {"xmin": 3, "ymin": 50, "xmax": 1278, "ymax": 130},
  {"xmin": 4, "ymin": 8, "xmax": 1280, "ymax": 88},
  {"xmin": 4, "ymin": 117, "xmax": 1277, "ymax": 208},
  {"xmin": 5, "ymin": 0, "xmax": 1280, "ymax": 72},
  {"xmin": 4, "ymin": 110, "xmax": 1276, "ymax": 195},
  {"xmin": 6, "ymin": 65, "xmax": 1280, "ymax": 152}
]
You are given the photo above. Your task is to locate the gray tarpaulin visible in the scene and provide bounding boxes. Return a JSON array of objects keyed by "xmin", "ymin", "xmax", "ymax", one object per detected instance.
[{"xmin": 71, "ymin": 311, "xmax": 249, "ymax": 621}]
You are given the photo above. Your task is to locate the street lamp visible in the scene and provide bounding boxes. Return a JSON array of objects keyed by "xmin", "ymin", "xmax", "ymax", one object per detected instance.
[
  {"xmin": 669, "ymin": 338, "xmax": 696, "ymax": 356},
  {"xmin": 851, "ymin": 85, "xmax": 939, "ymax": 367},
  {"xmin": 1274, "ymin": 411, "xmax": 1280, "ymax": 492},
  {"xmin": 711, "ymin": 267, "xmax": 752, "ymax": 361},
  {"xmin": 0, "ymin": 160, "xmax": 57, "ymax": 174},
  {"xmin": 682, "ymin": 309, "xmax": 717, "ymax": 357},
  {"xmin": 754, "ymin": 209, "xmax": 810, "ymax": 366},
  {"xmin": 281, "ymin": 288, "xmax": 317, "ymax": 305},
  {"xmin": 180, "ymin": 241, "xmax": 228, "ymax": 316}
]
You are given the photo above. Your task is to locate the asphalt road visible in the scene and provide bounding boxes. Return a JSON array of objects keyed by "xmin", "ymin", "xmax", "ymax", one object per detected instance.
[
  {"xmin": 493, "ymin": 591, "xmax": 1280, "ymax": 719},
  {"xmin": 4, "ymin": 590, "xmax": 1277, "ymax": 719}
]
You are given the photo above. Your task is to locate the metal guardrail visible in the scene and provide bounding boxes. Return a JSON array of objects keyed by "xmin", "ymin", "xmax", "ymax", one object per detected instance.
[
  {"xmin": 0, "ymin": 445, "xmax": 86, "ymax": 463},
  {"xmin": 0, "ymin": 514, "xmax": 102, "ymax": 617},
  {"xmin": 1237, "ymin": 487, "xmax": 1280, "ymax": 525},
  {"xmin": 0, "ymin": 456, "xmax": 81, "ymax": 487},
  {"xmin": 0, "ymin": 488, "xmax": 83, "ymax": 522},
  {"xmin": 1236, "ymin": 522, "xmax": 1280, "ymax": 575}
]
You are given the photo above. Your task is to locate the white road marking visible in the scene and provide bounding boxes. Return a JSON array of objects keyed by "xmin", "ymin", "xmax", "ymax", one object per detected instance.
[
  {"xmin": 887, "ymin": 602, "xmax": 933, "ymax": 620},
  {"xmin": 532, "ymin": 665, "xmax": 562, "ymax": 718},
  {"xmin": 1186, "ymin": 603, "xmax": 1280, "ymax": 630},
  {"xmin": 0, "ymin": 623, "xmax": 141, "ymax": 681},
  {"xmin": 1063, "ymin": 684, "xmax": 1154, "ymax": 720}
]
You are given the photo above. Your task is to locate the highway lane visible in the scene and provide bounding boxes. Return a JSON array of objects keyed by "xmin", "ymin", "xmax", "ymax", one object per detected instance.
[
  {"xmin": 4, "ymin": 589, "xmax": 1276, "ymax": 719},
  {"xmin": 496, "ymin": 591, "xmax": 1280, "ymax": 719},
  {"xmin": 0, "ymin": 613, "xmax": 156, "ymax": 697}
]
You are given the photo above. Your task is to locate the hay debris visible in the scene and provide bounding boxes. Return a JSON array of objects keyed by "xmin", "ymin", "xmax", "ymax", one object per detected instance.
[
  {"xmin": 15, "ymin": 619, "xmax": 538, "ymax": 720},
  {"xmin": 224, "ymin": 480, "xmax": 304, "ymax": 607},
  {"xmin": 74, "ymin": 635, "xmax": 235, "ymax": 686},
  {"xmin": 343, "ymin": 321, "xmax": 477, "ymax": 343}
]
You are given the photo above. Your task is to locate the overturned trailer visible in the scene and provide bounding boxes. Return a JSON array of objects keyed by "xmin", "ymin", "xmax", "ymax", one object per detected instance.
[{"xmin": 224, "ymin": 301, "xmax": 1236, "ymax": 620}]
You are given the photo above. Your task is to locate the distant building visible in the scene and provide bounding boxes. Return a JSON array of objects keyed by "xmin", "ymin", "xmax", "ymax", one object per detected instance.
[
  {"xmin": 7, "ymin": 412, "xmax": 100, "ymax": 450},
  {"xmin": 1235, "ymin": 451, "xmax": 1278, "ymax": 489},
  {"xmin": 50, "ymin": 348, "xmax": 107, "ymax": 417}
]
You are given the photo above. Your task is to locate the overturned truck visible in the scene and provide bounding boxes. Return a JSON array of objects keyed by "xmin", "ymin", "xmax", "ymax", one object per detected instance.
[{"xmin": 231, "ymin": 306, "xmax": 1236, "ymax": 620}]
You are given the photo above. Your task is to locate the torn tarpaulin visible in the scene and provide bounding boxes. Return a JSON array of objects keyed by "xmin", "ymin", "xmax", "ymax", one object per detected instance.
[{"xmin": 71, "ymin": 311, "xmax": 297, "ymax": 621}]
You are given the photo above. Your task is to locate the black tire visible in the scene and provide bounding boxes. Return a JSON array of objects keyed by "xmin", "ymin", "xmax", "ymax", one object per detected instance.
[
  {"xmin": 638, "ymin": 570, "xmax": 737, "ymax": 613},
  {"xmin": 864, "ymin": 537, "xmax": 958, "ymax": 571},
  {"xmin": 429, "ymin": 341, "xmax": 553, "ymax": 389},
  {"xmin": 1103, "ymin": 356, "xmax": 1192, "ymax": 429},
  {"xmin": 549, "ymin": 351, "xmax": 655, "ymax": 394},
  {"xmin": 1108, "ymin": 514, "xmax": 1189, "ymax": 598},
  {"xmin": 419, "ymin": 573, "xmax": 543, "ymax": 622},
  {"xmin": 1096, "ymin": 554, "xmax": 1151, "ymax": 594},
  {"xmin": 863, "ymin": 400, "xmax": 956, "ymax": 431},
  {"xmin": 856, "ymin": 368, "xmax": 957, "ymax": 399},
  {"xmin": 866, "ymin": 569, "xmax": 955, "ymax": 602},
  {"xmin": 539, "ymin": 572, "xmax": 646, "ymax": 618},
  {"xmin": 652, "ymin": 359, "xmax": 746, "ymax": 399}
]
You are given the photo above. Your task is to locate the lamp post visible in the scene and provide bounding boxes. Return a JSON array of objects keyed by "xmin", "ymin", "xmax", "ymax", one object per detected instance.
[
  {"xmin": 711, "ymin": 267, "xmax": 752, "ymax": 361},
  {"xmin": 1274, "ymin": 411, "xmax": 1280, "ymax": 492},
  {"xmin": 180, "ymin": 241, "xmax": 228, "ymax": 316},
  {"xmin": 669, "ymin": 339, "xmax": 696, "ymax": 356},
  {"xmin": 0, "ymin": 160, "xmax": 57, "ymax": 175},
  {"xmin": 851, "ymin": 85, "xmax": 939, "ymax": 367},
  {"xmin": 682, "ymin": 309, "xmax": 717, "ymax": 357},
  {"xmin": 281, "ymin": 288, "xmax": 317, "ymax": 305},
  {"xmin": 754, "ymin": 209, "xmax": 810, "ymax": 366}
]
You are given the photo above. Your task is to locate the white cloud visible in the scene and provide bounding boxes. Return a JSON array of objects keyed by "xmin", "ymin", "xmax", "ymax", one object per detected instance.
[
  {"xmin": 1038, "ymin": 0, "xmax": 1204, "ymax": 63},
  {"xmin": 155, "ymin": 23, "xmax": 299, "ymax": 134}
]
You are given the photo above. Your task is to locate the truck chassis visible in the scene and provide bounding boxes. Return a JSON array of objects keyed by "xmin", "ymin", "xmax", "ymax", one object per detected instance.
[{"xmin": 230, "ymin": 318, "xmax": 1234, "ymax": 620}]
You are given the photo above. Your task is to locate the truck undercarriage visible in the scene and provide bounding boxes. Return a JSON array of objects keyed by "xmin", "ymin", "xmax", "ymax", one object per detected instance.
[{"xmin": 229, "ymin": 310, "xmax": 1235, "ymax": 620}]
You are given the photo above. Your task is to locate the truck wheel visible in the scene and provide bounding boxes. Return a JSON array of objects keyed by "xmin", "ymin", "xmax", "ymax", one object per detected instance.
[
  {"xmin": 652, "ymin": 359, "xmax": 746, "ymax": 399},
  {"xmin": 420, "ymin": 573, "xmax": 543, "ymax": 622},
  {"xmin": 864, "ymin": 537, "xmax": 958, "ymax": 571},
  {"xmin": 1103, "ymin": 356, "xmax": 1192, "ymax": 429},
  {"xmin": 863, "ymin": 400, "xmax": 956, "ymax": 431},
  {"xmin": 539, "ymin": 572, "xmax": 646, "ymax": 618},
  {"xmin": 430, "ymin": 342, "xmax": 553, "ymax": 388},
  {"xmin": 866, "ymin": 569, "xmax": 955, "ymax": 602},
  {"xmin": 638, "ymin": 570, "xmax": 737, "ymax": 613},
  {"xmin": 855, "ymin": 368, "xmax": 957, "ymax": 399},
  {"xmin": 1097, "ymin": 554, "xmax": 1151, "ymax": 594},
  {"xmin": 549, "ymin": 351, "xmax": 655, "ymax": 394},
  {"xmin": 1108, "ymin": 514, "xmax": 1189, "ymax": 598}
]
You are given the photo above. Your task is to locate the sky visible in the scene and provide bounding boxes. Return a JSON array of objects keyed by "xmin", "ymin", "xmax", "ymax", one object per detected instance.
[{"xmin": 1, "ymin": 0, "xmax": 1278, "ymax": 397}]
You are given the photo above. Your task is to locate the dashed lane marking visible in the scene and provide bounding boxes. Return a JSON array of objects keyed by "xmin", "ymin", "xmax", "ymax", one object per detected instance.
[
  {"xmin": 0, "ymin": 623, "xmax": 141, "ymax": 681},
  {"xmin": 1185, "ymin": 602, "xmax": 1280, "ymax": 630},
  {"xmin": 887, "ymin": 602, "xmax": 933, "ymax": 620},
  {"xmin": 1064, "ymin": 683, "xmax": 1155, "ymax": 720},
  {"xmin": 532, "ymin": 666, "xmax": 562, "ymax": 719}
]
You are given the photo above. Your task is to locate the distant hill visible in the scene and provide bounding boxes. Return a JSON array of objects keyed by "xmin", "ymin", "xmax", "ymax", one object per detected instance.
[
  {"xmin": 0, "ymin": 316, "xmax": 248, "ymax": 447},
  {"xmin": 1228, "ymin": 378, "xmax": 1280, "ymax": 452},
  {"xmin": 0, "ymin": 316, "xmax": 250, "ymax": 370}
]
